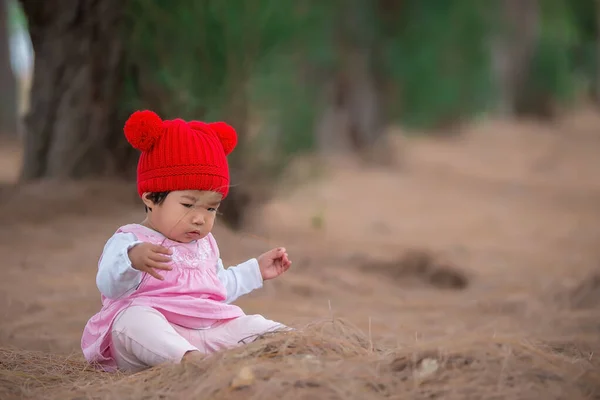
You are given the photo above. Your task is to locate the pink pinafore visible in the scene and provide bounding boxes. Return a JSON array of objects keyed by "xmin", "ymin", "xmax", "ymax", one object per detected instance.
[{"xmin": 81, "ymin": 224, "xmax": 245, "ymax": 371}]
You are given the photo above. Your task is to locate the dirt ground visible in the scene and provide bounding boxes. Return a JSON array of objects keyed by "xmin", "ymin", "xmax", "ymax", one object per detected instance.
[{"xmin": 1, "ymin": 110, "xmax": 600, "ymax": 399}]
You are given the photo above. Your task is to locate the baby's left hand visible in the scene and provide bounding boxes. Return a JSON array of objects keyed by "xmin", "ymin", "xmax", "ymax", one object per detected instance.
[{"xmin": 257, "ymin": 247, "xmax": 292, "ymax": 280}]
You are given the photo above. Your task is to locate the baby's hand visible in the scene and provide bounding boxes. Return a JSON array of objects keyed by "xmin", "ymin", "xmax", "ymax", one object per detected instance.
[
  {"xmin": 128, "ymin": 242, "xmax": 173, "ymax": 281},
  {"xmin": 257, "ymin": 247, "xmax": 292, "ymax": 281}
]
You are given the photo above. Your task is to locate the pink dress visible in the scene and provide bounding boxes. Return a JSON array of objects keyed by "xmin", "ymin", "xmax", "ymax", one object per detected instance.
[{"xmin": 81, "ymin": 224, "xmax": 246, "ymax": 372}]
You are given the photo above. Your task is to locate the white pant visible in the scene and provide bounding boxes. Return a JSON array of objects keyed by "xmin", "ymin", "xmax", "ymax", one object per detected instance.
[{"xmin": 110, "ymin": 306, "xmax": 286, "ymax": 372}]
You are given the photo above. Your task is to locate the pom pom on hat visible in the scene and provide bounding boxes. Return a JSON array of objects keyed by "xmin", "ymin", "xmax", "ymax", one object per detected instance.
[
  {"xmin": 124, "ymin": 110, "xmax": 164, "ymax": 152},
  {"xmin": 209, "ymin": 122, "xmax": 237, "ymax": 155}
]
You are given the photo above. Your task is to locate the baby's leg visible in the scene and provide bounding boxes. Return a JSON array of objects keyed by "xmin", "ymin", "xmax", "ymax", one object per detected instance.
[
  {"xmin": 201, "ymin": 314, "xmax": 289, "ymax": 353},
  {"xmin": 110, "ymin": 306, "xmax": 198, "ymax": 372}
]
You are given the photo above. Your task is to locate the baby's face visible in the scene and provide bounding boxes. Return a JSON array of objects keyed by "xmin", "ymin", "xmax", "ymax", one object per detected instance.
[{"xmin": 143, "ymin": 190, "xmax": 222, "ymax": 243}]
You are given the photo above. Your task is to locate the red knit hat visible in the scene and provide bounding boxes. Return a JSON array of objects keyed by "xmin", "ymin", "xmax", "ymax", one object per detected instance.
[{"xmin": 123, "ymin": 110, "xmax": 237, "ymax": 199}]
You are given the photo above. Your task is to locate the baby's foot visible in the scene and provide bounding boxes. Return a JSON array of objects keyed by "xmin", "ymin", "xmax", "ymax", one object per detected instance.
[{"xmin": 182, "ymin": 350, "xmax": 204, "ymax": 364}]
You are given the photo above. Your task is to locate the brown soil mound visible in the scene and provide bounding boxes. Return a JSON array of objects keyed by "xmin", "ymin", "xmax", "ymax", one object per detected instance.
[
  {"xmin": 568, "ymin": 272, "xmax": 600, "ymax": 309},
  {"xmin": 358, "ymin": 249, "xmax": 470, "ymax": 290}
]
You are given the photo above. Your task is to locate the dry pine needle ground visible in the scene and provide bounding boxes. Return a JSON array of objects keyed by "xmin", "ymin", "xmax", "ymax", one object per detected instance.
[{"xmin": 1, "ymin": 318, "xmax": 598, "ymax": 400}]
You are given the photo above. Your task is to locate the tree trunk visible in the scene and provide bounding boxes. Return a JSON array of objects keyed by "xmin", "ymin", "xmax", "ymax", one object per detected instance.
[
  {"xmin": 316, "ymin": 0, "xmax": 388, "ymax": 164},
  {"xmin": 596, "ymin": 0, "xmax": 600, "ymax": 104},
  {"xmin": 19, "ymin": 0, "xmax": 134, "ymax": 181},
  {"xmin": 217, "ymin": 81, "xmax": 252, "ymax": 230},
  {"xmin": 490, "ymin": 0, "xmax": 540, "ymax": 117},
  {"xmin": 0, "ymin": 0, "xmax": 18, "ymax": 135}
]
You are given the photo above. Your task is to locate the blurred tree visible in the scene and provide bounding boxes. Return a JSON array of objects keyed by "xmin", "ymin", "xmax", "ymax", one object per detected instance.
[
  {"xmin": 567, "ymin": 0, "xmax": 599, "ymax": 102},
  {"xmin": 571, "ymin": 0, "xmax": 600, "ymax": 103},
  {"xmin": 490, "ymin": 0, "xmax": 540, "ymax": 117},
  {"xmin": 18, "ymin": 0, "xmax": 136, "ymax": 180},
  {"xmin": 122, "ymin": 0, "xmax": 332, "ymax": 228},
  {"xmin": 0, "ymin": 0, "xmax": 17, "ymax": 135},
  {"xmin": 15, "ymin": 0, "xmax": 600, "ymax": 228},
  {"xmin": 512, "ymin": 0, "xmax": 597, "ymax": 117},
  {"xmin": 384, "ymin": 0, "xmax": 492, "ymax": 130},
  {"xmin": 597, "ymin": 0, "xmax": 600, "ymax": 102},
  {"xmin": 315, "ymin": 0, "xmax": 387, "ymax": 162}
]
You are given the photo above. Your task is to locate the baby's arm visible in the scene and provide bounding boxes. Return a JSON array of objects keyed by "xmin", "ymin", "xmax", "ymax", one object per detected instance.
[
  {"xmin": 96, "ymin": 232, "xmax": 144, "ymax": 300},
  {"xmin": 216, "ymin": 258, "xmax": 263, "ymax": 304}
]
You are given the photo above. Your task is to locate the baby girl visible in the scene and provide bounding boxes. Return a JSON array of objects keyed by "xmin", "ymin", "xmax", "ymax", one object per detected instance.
[{"xmin": 81, "ymin": 110, "xmax": 292, "ymax": 373}]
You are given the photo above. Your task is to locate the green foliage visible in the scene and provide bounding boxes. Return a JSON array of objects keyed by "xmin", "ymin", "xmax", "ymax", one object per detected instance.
[
  {"xmin": 120, "ymin": 0, "xmax": 337, "ymax": 176},
  {"xmin": 245, "ymin": 1, "xmax": 335, "ymax": 157},
  {"xmin": 249, "ymin": 56, "xmax": 318, "ymax": 155},
  {"xmin": 7, "ymin": 0, "xmax": 27, "ymax": 33},
  {"xmin": 383, "ymin": 0, "xmax": 494, "ymax": 129},
  {"xmin": 563, "ymin": 0, "xmax": 598, "ymax": 96},
  {"xmin": 524, "ymin": 0, "xmax": 583, "ymax": 105},
  {"xmin": 122, "ymin": 0, "xmax": 318, "ymax": 120},
  {"xmin": 311, "ymin": 209, "xmax": 325, "ymax": 230},
  {"xmin": 120, "ymin": 0, "xmax": 600, "ymax": 154},
  {"xmin": 506, "ymin": 0, "xmax": 600, "ymax": 112}
]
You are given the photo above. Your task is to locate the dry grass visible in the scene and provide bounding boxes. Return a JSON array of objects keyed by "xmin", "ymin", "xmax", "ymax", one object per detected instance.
[
  {"xmin": 1, "ymin": 318, "xmax": 598, "ymax": 400},
  {"xmin": 0, "ymin": 347, "xmax": 117, "ymax": 399}
]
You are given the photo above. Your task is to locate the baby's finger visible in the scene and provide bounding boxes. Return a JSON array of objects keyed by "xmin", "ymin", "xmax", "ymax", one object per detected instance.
[
  {"xmin": 149, "ymin": 253, "xmax": 172, "ymax": 263},
  {"xmin": 152, "ymin": 244, "xmax": 173, "ymax": 255},
  {"xmin": 147, "ymin": 260, "xmax": 173, "ymax": 271},
  {"xmin": 144, "ymin": 267, "xmax": 165, "ymax": 281},
  {"xmin": 271, "ymin": 247, "xmax": 285, "ymax": 258}
]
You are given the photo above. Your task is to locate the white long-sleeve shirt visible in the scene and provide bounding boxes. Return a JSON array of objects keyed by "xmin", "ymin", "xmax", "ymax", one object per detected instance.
[{"xmin": 96, "ymin": 232, "xmax": 263, "ymax": 303}]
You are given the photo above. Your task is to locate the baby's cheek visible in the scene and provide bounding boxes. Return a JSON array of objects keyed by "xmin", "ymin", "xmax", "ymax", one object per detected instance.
[
  {"xmin": 163, "ymin": 217, "xmax": 184, "ymax": 233},
  {"xmin": 174, "ymin": 212, "xmax": 190, "ymax": 223}
]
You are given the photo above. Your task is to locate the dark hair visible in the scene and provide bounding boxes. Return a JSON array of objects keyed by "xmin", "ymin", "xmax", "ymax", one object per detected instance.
[{"xmin": 144, "ymin": 191, "xmax": 170, "ymax": 212}]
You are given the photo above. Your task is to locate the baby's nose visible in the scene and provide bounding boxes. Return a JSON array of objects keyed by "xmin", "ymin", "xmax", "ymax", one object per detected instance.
[{"xmin": 192, "ymin": 212, "xmax": 205, "ymax": 225}]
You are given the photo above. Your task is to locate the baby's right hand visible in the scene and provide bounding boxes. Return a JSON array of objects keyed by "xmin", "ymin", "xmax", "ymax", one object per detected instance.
[{"xmin": 128, "ymin": 242, "xmax": 173, "ymax": 281}]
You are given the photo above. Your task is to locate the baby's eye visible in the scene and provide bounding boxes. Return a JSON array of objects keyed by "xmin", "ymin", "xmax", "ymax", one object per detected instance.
[
  {"xmin": 181, "ymin": 203, "xmax": 194, "ymax": 209},
  {"xmin": 207, "ymin": 207, "xmax": 217, "ymax": 212}
]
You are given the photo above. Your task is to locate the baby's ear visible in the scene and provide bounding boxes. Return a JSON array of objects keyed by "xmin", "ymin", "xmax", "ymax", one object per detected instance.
[
  {"xmin": 208, "ymin": 122, "xmax": 237, "ymax": 156},
  {"xmin": 141, "ymin": 192, "xmax": 155, "ymax": 211}
]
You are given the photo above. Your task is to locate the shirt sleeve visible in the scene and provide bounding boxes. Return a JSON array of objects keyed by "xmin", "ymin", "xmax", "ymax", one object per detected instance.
[
  {"xmin": 216, "ymin": 258, "xmax": 263, "ymax": 304},
  {"xmin": 96, "ymin": 232, "xmax": 144, "ymax": 300}
]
